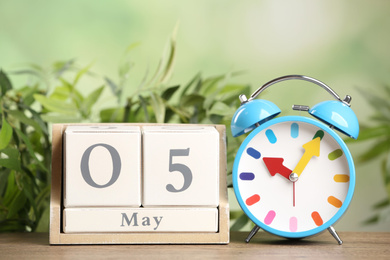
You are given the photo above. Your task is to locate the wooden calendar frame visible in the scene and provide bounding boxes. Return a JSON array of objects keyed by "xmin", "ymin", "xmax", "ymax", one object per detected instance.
[{"xmin": 49, "ymin": 123, "xmax": 229, "ymax": 244}]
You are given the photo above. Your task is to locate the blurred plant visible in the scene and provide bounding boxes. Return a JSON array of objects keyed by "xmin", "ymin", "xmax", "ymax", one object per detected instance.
[
  {"xmin": 0, "ymin": 29, "xmax": 251, "ymax": 232},
  {"xmin": 0, "ymin": 70, "xmax": 51, "ymax": 232},
  {"xmin": 347, "ymin": 86, "xmax": 390, "ymax": 224},
  {"xmin": 30, "ymin": 61, "xmax": 105, "ymax": 123}
]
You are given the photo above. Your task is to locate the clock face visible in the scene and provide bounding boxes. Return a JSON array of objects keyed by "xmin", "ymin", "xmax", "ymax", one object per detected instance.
[{"xmin": 233, "ymin": 116, "xmax": 355, "ymax": 238}]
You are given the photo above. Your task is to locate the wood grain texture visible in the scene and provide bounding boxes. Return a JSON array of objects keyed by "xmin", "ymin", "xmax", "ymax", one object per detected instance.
[{"xmin": 1, "ymin": 232, "xmax": 389, "ymax": 259}]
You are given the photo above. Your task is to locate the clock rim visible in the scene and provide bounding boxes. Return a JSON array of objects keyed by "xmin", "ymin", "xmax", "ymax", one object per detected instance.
[{"xmin": 232, "ymin": 115, "xmax": 356, "ymax": 239}]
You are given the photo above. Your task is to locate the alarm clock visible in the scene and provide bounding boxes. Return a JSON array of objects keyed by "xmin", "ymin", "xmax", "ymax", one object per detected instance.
[{"xmin": 231, "ymin": 75, "xmax": 359, "ymax": 244}]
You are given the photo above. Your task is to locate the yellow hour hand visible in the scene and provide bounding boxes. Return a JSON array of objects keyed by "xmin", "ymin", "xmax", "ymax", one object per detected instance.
[{"xmin": 289, "ymin": 137, "xmax": 321, "ymax": 182}]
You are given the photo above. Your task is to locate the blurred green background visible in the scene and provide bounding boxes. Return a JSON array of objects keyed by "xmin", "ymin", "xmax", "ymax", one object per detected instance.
[{"xmin": 1, "ymin": 0, "xmax": 389, "ymax": 232}]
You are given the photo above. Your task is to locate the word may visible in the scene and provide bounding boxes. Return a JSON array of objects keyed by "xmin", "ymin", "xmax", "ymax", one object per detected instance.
[{"xmin": 120, "ymin": 212, "xmax": 163, "ymax": 230}]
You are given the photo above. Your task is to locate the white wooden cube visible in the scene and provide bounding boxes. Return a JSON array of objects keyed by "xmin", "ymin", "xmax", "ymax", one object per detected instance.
[
  {"xmin": 64, "ymin": 126, "xmax": 141, "ymax": 207},
  {"xmin": 142, "ymin": 126, "xmax": 219, "ymax": 207}
]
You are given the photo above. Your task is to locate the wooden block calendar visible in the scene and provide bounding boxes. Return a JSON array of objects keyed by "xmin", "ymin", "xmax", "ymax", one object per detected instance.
[{"xmin": 49, "ymin": 123, "xmax": 229, "ymax": 244}]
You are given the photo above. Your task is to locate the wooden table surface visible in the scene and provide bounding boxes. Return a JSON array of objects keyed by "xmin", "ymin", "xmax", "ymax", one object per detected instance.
[{"xmin": 0, "ymin": 231, "xmax": 389, "ymax": 259}]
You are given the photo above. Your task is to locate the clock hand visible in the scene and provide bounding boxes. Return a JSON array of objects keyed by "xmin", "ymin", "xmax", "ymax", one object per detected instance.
[
  {"xmin": 293, "ymin": 182, "xmax": 296, "ymax": 207},
  {"xmin": 263, "ymin": 157, "xmax": 292, "ymax": 180},
  {"xmin": 290, "ymin": 137, "xmax": 321, "ymax": 182}
]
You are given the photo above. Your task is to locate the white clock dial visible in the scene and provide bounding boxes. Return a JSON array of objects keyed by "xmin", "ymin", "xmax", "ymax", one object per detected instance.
[{"xmin": 233, "ymin": 116, "xmax": 355, "ymax": 238}]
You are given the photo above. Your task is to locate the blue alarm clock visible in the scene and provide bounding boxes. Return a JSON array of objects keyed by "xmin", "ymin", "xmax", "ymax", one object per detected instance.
[{"xmin": 231, "ymin": 75, "xmax": 359, "ymax": 244}]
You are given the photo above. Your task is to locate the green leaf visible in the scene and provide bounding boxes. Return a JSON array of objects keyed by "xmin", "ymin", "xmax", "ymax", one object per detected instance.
[
  {"xmin": 119, "ymin": 61, "xmax": 132, "ymax": 80},
  {"xmin": 0, "ymin": 117, "xmax": 13, "ymax": 150},
  {"xmin": 105, "ymin": 77, "xmax": 120, "ymax": 97},
  {"xmin": 59, "ymin": 78, "xmax": 85, "ymax": 109},
  {"xmin": 17, "ymin": 85, "xmax": 39, "ymax": 107},
  {"xmin": 219, "ymin": 83, "xmax": 249, "ymax": 95},
  {"xmin": 230, "ymin": 212, "xmax": 250, "ymax": 231},
  {"xmin": 21, "ymin": 181, "xmax": 38, "ymax": 227},
  {"xmin": 40, "ymin": 113, "xmax": 82, "ymax": 123},
  {"xmin": 159, "ymin": 25, "xmax": 177, "ymax": 84},
  {"xmin": 148, "ymin": 24, "xmax": 178, "ymax": 86},
  {"xmin": 161, "ymin": 85, "xmax": 180, "ymax": 100},
  {"xmin": 0, "ymin": 219, "xmax": 26, "ymax": 232},
  {"xmin": 35, "ymin": 205, "xmax": 50, "ymax": 232},
  {"xmin": 165, "ymin": 103, "xmax": 191, "ymax": 122},
  {"xmin": 3, "ymin": 171, "xmax": 17, "ymax": 206},
  {"xmin": 226, "ymin": 173, "xmax": 232, "ymax": 187},
  {"xmin": 370, "ymin": 115, "xmax": 390, "ymax": 124},
  {"xmin": 0, "ymin": 169, "xmax": 10, "ymax": 196},
  {"xmin": 363, "ymin": 214, "xmax": 380, "ymax": 225},
  {"xmin": 14, "ymin": 128, "xmax": 48, "ymax": 172},
  {"xmin": 82, "ymin": 85, "xmax": 105, "ymax": 116},
  {"xmin": 200, "ymin": 75, "xmax": 225, "ymax": 96},
  {"xmin": 34, "ymin": 94, "xmax": 78, "ymax": 115},
  {"xmin": 119, "ymin": 41, "xmax": 138, "ymax": 77},
  {"xmin": 381, "ymin": 154, "xmax": 390, "ymax": 200},
  {"xmin": 100, "ymin": 108, "xmax": 125, "ymax": 123},
  {"xmin": 49, "ymin": 86, "xmax": 71, "ymax": 101},
  {"xmin": 218, "ymin": 84, "xmax": 251, "ymax": 104},
  {"xmin": 7, "ymin": 190, "xmax": 27, "ymax": 219},
  {"xmin": 356, "ymin": 87, "xmax": 390, "ymax": 119},
  {"xmin": 150, "ymin": 92, "xmax": 166, "ymax": 123},
  {"xmin": 9, "ymin": 69, "xmax": 42, "ymax": 79},
  {"xmin": 136, "ymin": 67, "xmax": 150, "ymax": 92},
  {"xmin": 180, "ymin": 73, "xmax": 201, "ymax": 96},
  {"xmin": 138, "ymin": 95, "xmax": 150, "ymax": 122},
  {"xmin": 35, "ymin": 185, "xmax": 50, "ymax": 209},
  {"xmin": 7, "ymin": 110, "xmax": 43, "ymax": 135},
  {"xmin": 359, "ymin": 139, "xmax": 390, "ymax": 162},
  {"xmin": 372, "ymin": 197, "xmax": 389, "ymax": 210},
  {"xmin": 53, "ymin": 59, "xmax": 76, "ymax": 77},
  {"xmin": 120, "ymin": 42, "xmax": 140, "ymax": 81},
  {"xmin": 208, "ymin": 101, "xmax": 235, "ymax": 117},
  {"xmin": 180, "ymin": 94, "xmax": 205, "ymax": 107},
  {"xmin": 0, "ymin": 148, "xmax": 21, "ymax": 171},
  {"xmin": 202, "ymin": 77, "xmax": 225, "ymax": 110},
  {"xmin": 347, "ymin": 125, "xmax": 390, "ymax": 143},
  {"xmin": 73, "ymin": 63, "xmax": 94, "ymax": 86},
  {"xmin": 0, "ymin": 69, "xmax": 12, "ymax": 97},
  {"xmin": 19, "ymin": 104, "xmax": 49, "ymax": 135}
]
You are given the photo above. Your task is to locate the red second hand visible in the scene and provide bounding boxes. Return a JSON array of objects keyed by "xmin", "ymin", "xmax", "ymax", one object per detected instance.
[{"xmin": 293, "ymin": 182, "xmax": 296, "ymax": 207}]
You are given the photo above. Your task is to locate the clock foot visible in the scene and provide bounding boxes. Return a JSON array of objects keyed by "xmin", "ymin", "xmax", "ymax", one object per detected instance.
[
  {"xmin": 245, "ymin": 225, "xmax": 261, "ymax": 243},
  {"xmin": 328, "ymin": 226, "xmax": 343, "ymax": 245}
]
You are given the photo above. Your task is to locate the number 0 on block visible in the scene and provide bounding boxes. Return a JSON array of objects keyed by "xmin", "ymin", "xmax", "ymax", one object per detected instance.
[{"xmin": 64, "ymin": 126, "xmax": 142, "ymax": 207}]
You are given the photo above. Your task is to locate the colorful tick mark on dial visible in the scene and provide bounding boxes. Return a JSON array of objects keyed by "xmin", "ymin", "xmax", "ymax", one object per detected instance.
[
  {"xmin": 289, "ymin": 217, "xmax": 298, "ymax": 232},
  {"xmin": 329, "ymin": 149, "xmax": 343, "ymax": 160},
  {"xmin": 311, "ymin": 211, "xmax": 323, "ymax": 226},
  {"xmin": 265, "ymin": 129, "xmax": 277, "ymax": 144},
  {"xmin": 334, "ymin": 174, "xmax": 350, "ymax": 183},
  {"xmin": 239, "ymin": 172, "xmax": 255, "ymax": 181},
  {"xmin": 291, "ymin": 123, "xmax": 299, "ymax": 138},
  {"xmin": 246, "ymin": 194, "xmax": 260, "ymax": 206},
  {"xmin": 264, "ymin": 210, "xmax": 276, "ymax": 225},
  {"xmin": 313, "ymin": 130, "xmax": 324, "ymax": 140},
  {"xmin": 328, "ymin": 196, "xmax": 343, "ymax": 208},
  {"xmin": 246, "ymin": 147, "xmax": 261, "ymax": 159}
]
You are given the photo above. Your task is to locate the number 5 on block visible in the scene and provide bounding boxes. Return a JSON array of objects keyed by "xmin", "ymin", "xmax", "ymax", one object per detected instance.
[{"xmin": 142, "ymin": 126, "xmax": 219, "ymax": 207}]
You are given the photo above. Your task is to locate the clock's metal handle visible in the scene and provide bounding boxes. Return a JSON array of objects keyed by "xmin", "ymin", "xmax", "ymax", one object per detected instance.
[{"xmin": 248, "ymin": 75, "xmax": 350, "ymax": 105}]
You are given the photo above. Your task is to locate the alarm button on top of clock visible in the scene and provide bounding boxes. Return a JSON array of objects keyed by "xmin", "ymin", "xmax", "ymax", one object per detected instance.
[{"xmin": 290, "ymin": 137, "xmax": 321, "ymax": 182}]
